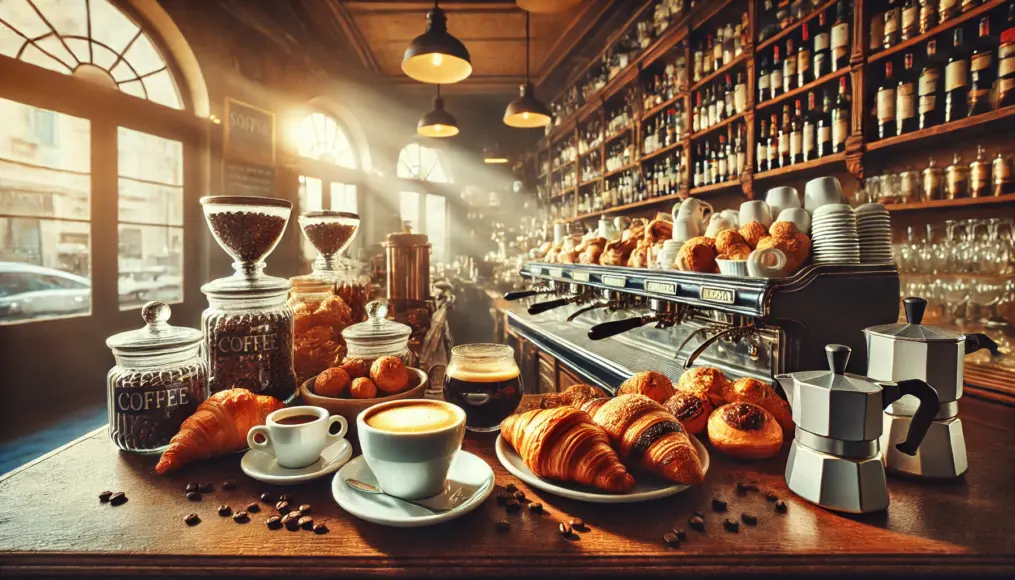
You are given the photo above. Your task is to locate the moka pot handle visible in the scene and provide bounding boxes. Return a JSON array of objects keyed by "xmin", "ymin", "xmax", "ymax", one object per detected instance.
[{"xmin": 883, "ymin": 378, "xmax": 941, "ymax": 456}]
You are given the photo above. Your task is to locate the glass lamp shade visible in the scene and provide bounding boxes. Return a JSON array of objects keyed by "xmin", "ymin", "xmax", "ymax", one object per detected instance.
[
  {"xmin": 503, "ymin": 83, "xmax": 552, "ymax": 128},
  {"xmin": 401, "ymin": 7, "xmax": 472, "ymax": 84},
  {"xmin": 417, "ymin": 96, "xmax": 459, "ymax": 138},
  {"xmin": 483, "ymin": 146, "xmax": 509, "ymax": 164}
]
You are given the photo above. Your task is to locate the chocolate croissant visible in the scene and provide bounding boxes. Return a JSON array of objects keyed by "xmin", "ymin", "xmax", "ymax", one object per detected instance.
[{"xmin": 500, "ymin": 407, "xmax": 635, "ymax": 493}]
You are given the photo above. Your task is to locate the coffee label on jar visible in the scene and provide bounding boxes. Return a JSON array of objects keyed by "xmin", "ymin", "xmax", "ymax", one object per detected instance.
[
  {"xmin": 897, "ymin": 84, "xmax": 915, "ymax": 119},
  {"xmin": 215, "ymin": 331, "xmax": 281, "ymax": 355},
  {"xmin": 945, "ymin": 60, "xmax": 969, "ymax": 92},
  {"xmin": 114, "ymin": 385, "xmax": 193, "ymax": 415},
  {"xmin": 832, "ymin": 118, "xmax": 848, "ymax": 146},
  {"xmin": 971, "ymin": 52, "xmax": 993, "ymax": 72},
  {"xmin": 877, "ymin": 88, "xmax": 896, "ymax": 123}
]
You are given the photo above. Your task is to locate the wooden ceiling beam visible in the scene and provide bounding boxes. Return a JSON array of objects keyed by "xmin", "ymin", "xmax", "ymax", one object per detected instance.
[{"xmin": 320, "ymin": 0, "xmax": 380, "ymax": 72}]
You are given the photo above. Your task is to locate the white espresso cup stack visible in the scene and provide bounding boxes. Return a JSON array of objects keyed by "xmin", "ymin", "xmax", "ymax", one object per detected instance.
[{"xmin": 855, "ymin": 203, "xmax": 894, "ymax": 264}]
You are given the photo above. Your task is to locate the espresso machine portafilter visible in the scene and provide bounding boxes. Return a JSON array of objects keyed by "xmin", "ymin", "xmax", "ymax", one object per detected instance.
[{"xmin": 586, "ymin": 299, "xmax": 683, "ymax": 340}]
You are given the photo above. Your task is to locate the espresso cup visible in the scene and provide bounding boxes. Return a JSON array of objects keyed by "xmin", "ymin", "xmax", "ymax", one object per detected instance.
[
  {"xmin": 747, "ymin": 247, "xmax": 789, "ymax": 278},
  {"xmin": 765, "ymin": 186, "xmax": 801, "ymax": 217},
  {"xmin": 247, "ymin": 406, "xmax": 348, "ymax": 469},
  {"xmin": 804, "ymin": 176, "xmax": 845, "ymax": 212},
  {"xmin": 739, "ymin": 200, "xmax": 774, "ymax": 227},
  {"xmin": 777, "ymin": 208, "xmax": 812, "ymax": 234},
  {"xmin": 357, "ymin": 399, "xmax": 466, "ymax": 500}
]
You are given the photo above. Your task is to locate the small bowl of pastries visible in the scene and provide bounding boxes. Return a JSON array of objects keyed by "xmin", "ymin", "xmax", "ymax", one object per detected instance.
[{"xmin": 299, "ymin": 355, "xmax": 427, "ymax": 430}]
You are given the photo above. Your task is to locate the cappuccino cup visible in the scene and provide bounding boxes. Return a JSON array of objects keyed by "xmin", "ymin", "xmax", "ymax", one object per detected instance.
[
  {"xmin": 247, "ymin": 406, "xmax": 348, "ymax": 469},
  {"xmin": 358, "ymin": 399, "xmax": 466, "ymax": 500}
]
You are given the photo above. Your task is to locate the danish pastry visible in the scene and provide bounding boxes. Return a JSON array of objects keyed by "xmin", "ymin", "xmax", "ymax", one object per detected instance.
[
  {"xmin": 707, "ymin": 402, "xmax": 783, "ymax": 459},
  {"xmin": 726, "ymin": 377, "xmax": 794, "ymax": 433},
  {"xmin": 663, "ymin": 392, "xmax": 714, "ymax": 435},
  {"xmin": 617, "ymin": 371, "xmax": 675, "ymax": 404},
  {"xmin": 676, "ymin": 366, "xmax": 731, "ymax": 406},
  {"xmin": 739, "ymin": 221, "xmax": 769, "ymax": 249}
]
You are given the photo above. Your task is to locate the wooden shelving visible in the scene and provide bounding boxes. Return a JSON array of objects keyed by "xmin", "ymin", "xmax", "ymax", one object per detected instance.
[
  {"xmin": 574, "ymin": 192, "xmax": 684, "ymax": 221},
  {"xmin": 643, "ymin": 92, "xmax": 686, "ymax": 119},
  {"xmin": 603, "ymin": 163, "xmax": 639, "ymax": 180},
  {"xmin": 579, "ymin": 178, "xmax": 603, "ymax": 188},
  {"xmin": 868, "ymin": 0, "xmax": 1006, "ymax": 64},
  {"xmin": 579, "ymin": 147, "xmax": 601, "ymax": 160},
  {"xmin": 690, "ymin": 179, "xmax": 741, "ymax": 196},
  {"xmin": 755, "ymin": 67, "xmax": 849, "ymax": 112},
  {"xmin": 605, "ymin": 126, "xmax": 633, "ymax": 145},
  {"xmin": 756, "ymin": 0, "xmax": 837, "ymax": 52},
  {"xmin": 640, "ymin": 139, "xmax": 687, "ymax": 164},
  {"xmin": 690, "ymin": 111, "xmax": 745, "ymax": 141},
  {"xmin": 884, "ymin": 193, "xmax": 1015, "ymax": 212},
  {"xmin": 866, "ymin": 106, "xmax": 1015, "ymax": 152},
  {"xmin": 754, "ymin": 153, "xmax": 846, "ymax": 181},
  {"xmin": 690, "ymin": 53, "xmax": 748, "ymax": 93}
]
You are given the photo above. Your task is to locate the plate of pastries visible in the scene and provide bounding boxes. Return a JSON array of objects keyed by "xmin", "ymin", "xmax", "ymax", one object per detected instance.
[
  {"xmin": 531, "ymin": 217, "xmax": 673, "ymax": 268},
  {"xmin": 300, "ymin": 355, "xmax": 428, "ymax": 426}
]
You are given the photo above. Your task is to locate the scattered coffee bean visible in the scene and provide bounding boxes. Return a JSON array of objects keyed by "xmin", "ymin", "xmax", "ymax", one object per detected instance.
[
  {"xmin": 298, "ymin": 504, "xmax": 312, "ymax": 514},
  {"xmin": 741, "ymin": 513, "xmax": 758, "ymax": 526},
  {"xmin": 283, "ymin": 515, "xmax": 300, "ymax": 531},
  {"xmin": 505, "ymin": 483, "xmax": 518, "ymax": 494},
  {"xmin": 570, "ymin": 518, "xmax": 586, "ymax": 531},
  {"xmin": 513, "ymin": 490, "xmax": 526, "ymax": 501},
  {"xmin": 199, "ymin": 482, "xmax": 214, "ymax": 493},
  {"xmin": 692, "ymin": 510, "xmax": 705, "ymax": 519},
  {"xmin": 711, "ymin": 498, "xmax": 727, "ymax": 512},
  {"xmin": 723, "ymin": 518, "xmax": 740, "ymax": 532},
  {"xmin": 266, "ymin": 515, "xmax": 283, "ymax": 530},
  {"xmin": 186, "ymin": 491, "xmax": 201, "ymax": 502},
  {"xmin": 663, "ymin": 532, "xmax": 681, "ymax": 547},
  {"xmin": 558, "ymin": 522, "xmax": 572, "ymax": 536},
  {"xmin": 688, "ymin": 515, "xmax": 705, "ymax": 531},
  {"xmin": 766, "ymin": 491, "xmax": 779, "ymax": 502},
  {"xmin": 506, "ymin": 499, "xmax": 521, "ymax": 513},
  {"xmin": 673, "ymin": 528, "xmax": 687, "ymax": 541},
  {"xmin": 287, "ymin": 510, "xmax": 303, "ymax": 521},
  {"xmin": 222, "ymin": 480, "xmax": 237, "ymax": 490},
  {"xmin": 278, "ymin": 494, "xmax": 290, "ymax": 502},
  {"xmin": 217, "ymin": 505, "xmax": 232, "ymax": 517},
  {"xmin": 185, "ymin": 482, "xmax": 199, "ymax": 493},
  {"xmin": 313, "ymin": 522, "xmax": 329, "ymax": 535},
  {"xmin": 233, "ymin": 511, "xmax": 249, "ymax": 523},
  {"xmin": 495, "ymin": 492, "xmax": 509, "ymax": 505},
  {"xmin": 495, "ymin": 519, "xmax": 510, "ymax": 532},
  {"xmin": 246, "ymin": 502, "xmax": 260, "ymax": 513},
  {"xmin": 109, "ymin": 492, "xmax": 128, "ymax": 506},
  {"xmin": 98, "ymin": 491, "xmax": 112, "ymax": 503},
  {"xmin": 260, "ymin": 492, "xmax": 275, "ymax": 504},
  {"xmin": 299, "ymin": 516, "xmax": 314, "ymax": 530},
  {"xmin": 775, "ymin": 500, "xmax": 787, "ymax": 513},
  {"xmin": 184, "ymin": 513, "xmax": 200, "ymax": 526},
  {"xmin": 528, "ymin": 502, "xmax": 543, "ymax": 513},
  {"xmin": 275, "ymin": 501, "xmax": 290, "ymax": 513}
]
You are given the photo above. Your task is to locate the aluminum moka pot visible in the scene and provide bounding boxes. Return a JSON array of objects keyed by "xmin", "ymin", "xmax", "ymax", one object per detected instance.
[{"xmin": 864, "ymin": 297, "xmax": 998, "ymax": 478}]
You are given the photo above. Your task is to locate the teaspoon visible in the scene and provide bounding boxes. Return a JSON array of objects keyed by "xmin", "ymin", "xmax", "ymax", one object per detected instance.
[{"xmin": 345, "ymin": 479, "xmax": 451, "ymax": 514}]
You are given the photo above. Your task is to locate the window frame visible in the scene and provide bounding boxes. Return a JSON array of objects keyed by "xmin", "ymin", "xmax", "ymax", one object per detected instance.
[{"xmin": 395, "ymin": 142, "xmax": 453, "ymax": 264}]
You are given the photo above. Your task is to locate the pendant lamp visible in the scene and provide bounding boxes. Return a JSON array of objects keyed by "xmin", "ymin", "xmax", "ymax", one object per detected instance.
[
  {"xmin": 516, "ymin": 0, "xmax": 583, "ymax": 14},
  {"xmin": 402, "ymin": 0, "xmax": 472, "ymax": 84},
  {"xmin": 483, "ymin": 145, "xmax": 509, "ymax": 164},
  {"xmin": 417, "ymin": 85, "xmax": 459, "ymax": 138},
  {"xmin": 504, "ymin": 11, "xmax": 551, "ymax": 128}
]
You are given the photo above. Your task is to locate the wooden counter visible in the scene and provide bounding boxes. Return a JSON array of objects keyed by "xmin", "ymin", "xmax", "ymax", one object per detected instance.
[{"xmin": 1, "ymin": 396, "xmax": 1013, "ymax": 578}]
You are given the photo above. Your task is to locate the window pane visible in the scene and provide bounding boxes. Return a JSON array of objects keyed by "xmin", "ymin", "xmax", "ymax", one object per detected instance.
[
  {"xmin": 295, "ymin": 112, "xmax": 357, "ymax": 168},
  {"xmin": 329, "ymin": 182, "xmax": 356, "ymax": 214},
  {"xmin": 425, "ymin": 194, "xmax": 446, "ymax": 264},
  {"xmin": 88, "ymin": 0, "xmax": 139, "ymax": 54},
  {"xmin": 117, "ymin": 224, "xmax": 182, "ymax": 310},
  {"xmin": 0, "ymin": 217, "xmax": 91, "ymax": 324},
  {"xmin": 399, "ymin": 190, "xmax": 420, "ymax": 233},
  {"xmin": 117, "ymin": 127, "xmax": 182, "ymax": 185}
]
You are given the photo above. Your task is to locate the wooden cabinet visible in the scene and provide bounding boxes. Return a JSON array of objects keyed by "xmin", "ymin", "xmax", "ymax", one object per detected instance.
[
  {"xmin": 558, "ymin": 365, "xmax": 582, "ymax": 390},
  {"xmin": 537, "ymin": 351, "xmax": 556, "ymax": 394}
]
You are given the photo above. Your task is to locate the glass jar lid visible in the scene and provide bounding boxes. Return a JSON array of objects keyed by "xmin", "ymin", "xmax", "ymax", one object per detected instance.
[
  {"xmin": 342, "ymin": 300, "xmax": 411, "ymax": 343},
  {"xmin": 864, "ymin": 297, "xmax": 964, "ymax": 343},
  {"xmin": 106, "ymin": 301, "xmax": 202, "ymax": 355},
  {"xmin": 201, "ymin": 273, "xmax": 291, "ymax": 299}
]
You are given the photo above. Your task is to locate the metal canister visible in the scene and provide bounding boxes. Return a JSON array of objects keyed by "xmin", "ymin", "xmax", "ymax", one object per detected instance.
[
  {"xmin": 899, "ymin": 169, "xmax": 921, "ymax": 203},
  {"xmin": 922, "ymin": 157, "xmax": 944, "ymax": 201},
  {"xmin": 945, "ymin": 153, "xmax": 968, "ymax": 199},
  {"xmin": 993, "ymin": 153, "xmax": 1014, "ymax": 196},
  {"xmin": 384, "ymin": 233, "xmax": 431, "ymax": 302},
  {"xmin": 969, "ymin": 146, "xmax": 991, "ymax": 198}
]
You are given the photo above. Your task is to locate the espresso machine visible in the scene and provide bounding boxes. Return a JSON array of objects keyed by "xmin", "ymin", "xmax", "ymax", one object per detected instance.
[
  {"xmin": 778, "ymin": 344, "xmax": 940, "ymax": 513},
  {"xmin": 865, "ymin": 297, "xmax": 999, "ymax": 479}
]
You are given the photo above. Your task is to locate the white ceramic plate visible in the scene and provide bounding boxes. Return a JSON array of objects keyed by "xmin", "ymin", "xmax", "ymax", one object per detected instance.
[
  {"xmin": 332, "ymin": 451, "xmax": 494, "ymax": 528},
  {"xmin": 241, "ymin": 438, "xmax": 352, "ymax": 484},
  {"xmin": 494, "ymin": 433, "xmax": 709, "ymax": 504}
]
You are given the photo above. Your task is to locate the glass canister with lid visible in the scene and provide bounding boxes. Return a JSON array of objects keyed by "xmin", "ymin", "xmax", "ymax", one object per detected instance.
[
  {"xmin": 289, "ymin": 275, "xmax": 348, "ymax": 384},
  {"xmin": 106, "ymin": 301, "xmax": 208, "ymax": 453},
  {"xmin": 299, "ymin": 210, "xmax": 370, "ymax": 323},
  {"xmin": 200, "ymin": 196, "xmax": 297, "ymax": 403},
  {"xmin": 342, "ymin": 300, "xmax": 415, "ymax": 366}
]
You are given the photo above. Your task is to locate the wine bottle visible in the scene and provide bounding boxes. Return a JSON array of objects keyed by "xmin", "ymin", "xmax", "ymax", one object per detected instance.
[
  {"xmin": 897, "ymin": 53, "xmax": 918, "ymax": 134},
  {"xmin": 901, "ymin": 0, "xmax": 919, "ymax": 41},
  {"xmin": 832, "ymin": 0, "xmax": 851, "ymax": 71},
  {"xmin": 961, "ymin": 0, "xmax": 981, "ymax": 13},
  {"xmin": 814, "ymin": 11, "xmax": 831, "ymax": 80},
  {"xmin": 803, "ymin": 91, "xmax": 818, "ymax": 162},
  {"xmin": 758, "ymin": 118, "xmax": 770, "ymax": 171},
  {"xmin": 919, "ymin": 0, "xmax": 938, "ymax": 34},
  {"xmin": 779, "ymin": 104, "xmax": 792, "ymax": 167},
  {"xmin": 717, "ymin": 135, "xmax": 728, "ymax": 181},
  {"xmin": 968, "ymin": 16, "xmax": 996, "ymax": 116},
  {"xmin": 791, "ymin": 99, "xmax": 804, "ymax": 164},
  {"xmin": 919, "ymin": 39, "xmax": 944, "ymax": 129},
  {"xmin": 735, "ymin": 71, "xmax": 747, "ymax": 113},
  {"xmin": 999, "ymin": 2, "xmax": 1015, "ymax": 108},
  {"xmin": 818, "ymin": 90, "xmax": 833, "ymax": 157},
  {"xmin": 725, "ymin": 74, "xmax": 735, "ymax": 117},
  {"xmin": 884, "ymin": 0, "xmax": 901, "ymax": 50},
  {"xmin": 784, "ymin": 38, "xmax": 797, "ymax": 93},
  {"xmin": 768, "ymin": 113, "xmax": 780, "ymax": 169},
  {"xmin": 708, "ymin": 86, "xmax": 718, "ymax": 126},
  {"xmin": 736, "ymin": 125, "xmax": 746, "ymax": 176},
  {"xmin": 944, "ymin": 28, "xmax": 969, "ymax": 122},
  {"xmin": 771, "ymin": 45, "xmax": 784, "ymax": 98},
  {"xmin": 694, "ymin": 144, "xmax": 703, "ymax": 187},
  {"xmin": 878, "ymin": 61, "xmax": 898, "ymax": 139},
  {"xmin": 832, "ymin": 76, "xmax": 850, "ymax": 152},
  {"xmin": 726, "ymin": 125, "xmax": 737, "ymax": 180},
  {"xmin": 798, "ymin": 23, "xmax": 813, "ymax": 88},
  {"xmin": 939, "ymin": 0, "xmax": 959, "ymax": 23}
]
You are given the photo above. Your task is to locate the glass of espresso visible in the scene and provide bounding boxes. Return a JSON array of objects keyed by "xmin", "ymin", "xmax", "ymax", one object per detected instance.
[{"xmin": 443, "ymin": 344, "xmax": 522, "ymax": 432}]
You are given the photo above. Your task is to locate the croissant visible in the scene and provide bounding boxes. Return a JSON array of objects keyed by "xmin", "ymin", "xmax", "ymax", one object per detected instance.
[
  {"xmin": 541, "ymin": 383, "xmax": 609, "ymax": 409},
  {"xmin": 500, "ymin": 407, "xmax": 635, "ymax": 493},
  {"xmin": 155, "ymin": 388, "xmax": 284, "ymax": 474},
  {"xmin": 618, "ymin": 371, "xmax": 675, "ymax": 404},
  {"xmin": 590, "ymin": 394, "xmax": 704, "ymax": 485}
]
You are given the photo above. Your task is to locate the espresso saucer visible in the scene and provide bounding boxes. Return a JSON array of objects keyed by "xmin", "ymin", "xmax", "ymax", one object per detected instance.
[
  {"xmin": 240, "ymin": 438, "xmax": 352, "ymax": 485},
  {"xmin": 332, "ymin": 450, "xmax": 494, "ymax": 528}
]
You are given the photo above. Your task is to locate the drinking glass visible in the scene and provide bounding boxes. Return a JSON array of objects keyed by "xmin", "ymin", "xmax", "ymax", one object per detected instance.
[{"xmin": 443, "ymin": 344, "xmax": 523, "ymax": 432}]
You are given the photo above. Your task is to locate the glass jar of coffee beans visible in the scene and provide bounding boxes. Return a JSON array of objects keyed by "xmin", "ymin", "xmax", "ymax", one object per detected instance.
[{"xmin": 106, "ymin": 302, "xmax": 208, "ymax": 453}]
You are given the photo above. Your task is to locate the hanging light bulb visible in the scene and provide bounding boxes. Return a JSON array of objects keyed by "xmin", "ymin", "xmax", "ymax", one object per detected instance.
[
  {"xmin": 402, "ymin": 0, "xmax": 472, "ymax": 84},
  {"xmin": 504, "ymin": 11, "xmax": 551, "ymax": 128},
  {"xmin": 483, "ymin": 145, "xmax": 509, "ymax": 164},
  {"xmin": 418, "ymin": 85, "xmax": 459, "ymax": 138}
]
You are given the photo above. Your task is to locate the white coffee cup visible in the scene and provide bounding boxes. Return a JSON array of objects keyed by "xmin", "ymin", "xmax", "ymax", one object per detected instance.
[
  {"xmin": 739, "ymin": 200, "xmax": 774, "ymax": 227},
  {"xmin": 357, "ymin": 399, "xmax": 466, "ymax": 500},
  {"xmin": 777, "ymin": 208, "xmax": 812, "ymax": 234},
  {"xmin": 804, "ymin": 176, "xmax": 845, "ymax": 212},
  {"xmin": 673, "ymin": 218, "xmax": 699, "ymax": 242},
  {"xmin": 765, "ymin": 186, "xmax": 801, "ymax": 218},
  {"xmin": 247, "ymin": 406, "xmax": 348, "ymax": 469},
  {"xmin": 747, "ymin": 247, "xmax": 790, "ymax": 278}
]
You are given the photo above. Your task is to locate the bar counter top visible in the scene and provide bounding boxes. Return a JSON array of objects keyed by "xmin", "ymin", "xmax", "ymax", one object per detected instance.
[{"xmin": 1, "ymin": 395, "xmax": 1013, "ymax": 578}]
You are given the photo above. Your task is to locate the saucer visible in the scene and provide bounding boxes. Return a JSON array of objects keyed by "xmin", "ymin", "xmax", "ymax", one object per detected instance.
[
  {"xmin": 241, "ymin": 438, "xmax": 352, "ymax": 484},
  {"xmin": 332, "ymin": 451, "xmax": 494, "ymax": 528}
]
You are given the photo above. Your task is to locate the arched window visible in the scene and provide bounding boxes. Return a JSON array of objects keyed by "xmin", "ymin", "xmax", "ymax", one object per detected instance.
[
  {"xmin": 295, "ymin": 112, "xmax": 357, "ymax": 169},
  {"xmin": 0, "ymin": 0, "xmax": 183, "ymax": 109},
  {"xmin": 397, "ymin": 143, "xmax": 451, "ymax": 183},
  {"xmin": 396, "ymin": 143, "xmax": 452, "ymax": 263}
]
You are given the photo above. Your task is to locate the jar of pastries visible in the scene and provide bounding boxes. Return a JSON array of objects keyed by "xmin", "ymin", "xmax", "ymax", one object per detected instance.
[
  {"xmin": 290, "ymin": 276, "xmax": 352, "ymax": 384},
  {"xmin": 106, "ymin": 302, "xmax": 208, "ymax": 453},
  {"xmin": 342, "ymin": 300, "xmax": 414, "ymax": 367}
]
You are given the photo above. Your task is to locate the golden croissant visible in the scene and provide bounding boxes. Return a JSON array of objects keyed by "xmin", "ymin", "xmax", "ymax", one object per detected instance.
[
  {"xmin": 590, "ymin": 394, "xmax": 704, "ymax": 485},
  {"xmin": 155, "ymin": 388, "xmax": 284, "ymax": 474},
  {"xmin": 500, "ymin": 407, "xmax": 635, "ymax": 493}
]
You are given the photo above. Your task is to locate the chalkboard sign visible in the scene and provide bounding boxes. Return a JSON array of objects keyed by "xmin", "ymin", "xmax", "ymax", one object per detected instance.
[
  {"xmin": 223, "ymin": 160, "xmax": 276, "ymax": 197},
  {"xmin": 224, "ymin": 98, "xmax": 275, "ymax": 166}
]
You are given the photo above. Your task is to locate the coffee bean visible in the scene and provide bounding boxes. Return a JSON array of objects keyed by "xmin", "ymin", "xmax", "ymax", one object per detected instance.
[
  {"xmin": 495, "ymin": 492, "xmax": 509, "ymax": 505},
  {"xmin": 246, "ymin": 502, "xmax": 260, "ymax": 513},
  {"xmin": 98, "ymin": 491, "xmax": 112, "ymax": 503},
  {"xmin": 275, "ymin": 501, "xmax": 289, "ymax": 513},
  {"xmin": 266, "ymin": 515, "xmax": 283, "ymax": 530},
  {"xmin": 109, "ymin": 492, "xmax": 128, "ymax": 506},
  {"xmin": 313, "ymin": 522, "xmax": 328, "ymax": 535},
  {"xmin": 688, "ymin": 515, "xmax": 705, "ymax": 531},
  {"xmin": 559, "ymin": 522, "xmax": 572, "ymax": 536},
  {"xmin": 570, "ymin": 518, "xmax": 586, "ymax": 531},
  {"xmin": 673, "ymin": 528, "xmax": 687, "ymax": 541},
  {"xmin": 505, "ymin": 483, "xmax": 518, "ymax": 494},
  {"xmin": 185, "ymin": 482, "xmax": 199, "ymax": 493},
  {"xmin": 711, "ymin": 498, "xmax": 727, "ymax": 512},
  {"xmin": 287, "ymin": 510, "xmax": 303, "ymax": 521},
  {"xmin": 495, "ymin": 519, "xmax": 510, "ymax": 532},
  {"xmin": 506, "ymin": 499, "xmax": 521, "ymax": 513},
  {"xmin": 663, "ymin": 532, "xmax": 681, "ymax": 547},
  {"xmin": 741, "ymin": 512, "xmax": 758, "ymax": 526},
  {"xmin": 528, "ymin": 502, "xmax": 543, "ymax": 513},
  {"xmin": 233, "ymin": 511, "xmax": 249, "ymax": 523},
  {"xmin": 692, "ymin": 510, "xmax": 705, "ymax": 519},
  {"xmin": 186, "ymin": 491, "xmax": 201, "ymax": 502},
  {"xmin": 299, "ymin": 516, "xmax": 314, "ymax": 530},
  {"xmin": 766, "ymin": 491, "xmax": 779, "ymax": 502},
  {"xmin": 199, "ymin": 482, "xmax": 214, "ymax": 493},
  {"xmin": 298, "ymin": 504, "xmax": 311, "ymax": 514},
  {"xmin": 775, "ymin": 500, "xmax": 787, "ymax": 513},
  {"xmin": 513, "ymin": 491, "xmax": 526, "ymax": 501},
  {"xmin": 184, "ymin": 513, "xmax": 200, "ymax": 526},
  {"xmin": 217, "ymin": 505, "xmax": 232, "ymax": 517},
  {"xmin": 260, "ymin": 492, "xmax": 275, "ymax": 504},
  {"xmin": 283, "ymin": 515, "xmax": 300, "ymax": 531},
  {"xmin": 723, "ymin": 518, "xmax": 740, "ymax": 532},
  {"xmin": 222, "ymin": 480, "xmax": 237, "ymax": 490},
  {"xmin": 278, "ymin": 494, "xmax": 289, "ymax": 502}
]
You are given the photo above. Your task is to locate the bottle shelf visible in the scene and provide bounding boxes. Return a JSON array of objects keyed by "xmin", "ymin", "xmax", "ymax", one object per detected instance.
[
  {"xmin": 689, "ymin": 179, "xmax": 742, "ymax": 196},
  {"xmin": 866, "ymin": 105, "xmax": 1015, "ymax": 152},
  {"xmin": 603, "ymin": 163, "xmax": 640, "ymax": 180},
  {"xmin": 604, "ymin": 125, "xmax": 634, "ymax": 145},
  {"xmin": 753, "ymin": 152, "xmax": 846, "ymax": 181},
  {"xmin": 574, "ymin": 191, "xmax": 685, "ymax": 221},
  {"xmin": 883, "ymin": 193, "xmax": 1015, "ymax": 212},
  {"xmin": 690, "ymin": 111, "xmax": 745, "ymax": 140},
  {"xmin": 755, "ymin": 67, "xmax": 850, "ymax": 112},
  {"xmin": 757, "ymin": 0, "xmax": 838, "ymax": 52},
  {"xmin": 868, "ymin": 0, "xmax": 1007, "ymax": 64},
  {"xmin": 690, "ymin": 53, "xmax": 749, "ymax": 93},
  {"xmin": 643, "ymin": 92, "xmax": 687, "ymax": 119},
  {"xmin": 640, "ymin": 139, "xmax": 688, "ymax": 164}
]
